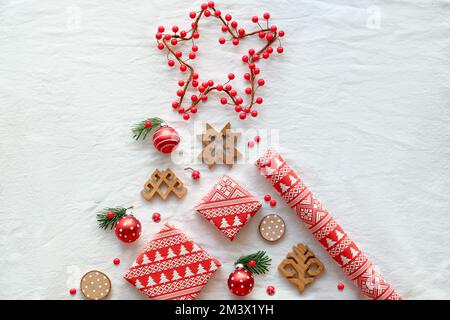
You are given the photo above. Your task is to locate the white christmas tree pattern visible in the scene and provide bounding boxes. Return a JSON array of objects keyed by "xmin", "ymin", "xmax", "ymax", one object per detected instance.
[
  {"xmin": 147, "ymin": 275, "xmax": 156, "ymax": 286},
  {"xmin": 135, "ymin": 279, "xmax": 144, "ymax": 289},
  {"xmin": 159, "ymin": 272, "xmax": 169, "ymax": 283},
  {"xmin": 178, "ymin": 244, "xmax": 189, "ymax": 255},
  {"xmin": 166, "ymin": 248, "xmax": 177, "ymax": 259},
  {"xmin": 141, "ymin": 253, "xmax": 151, "ymax": 265},
  {"xmin": 335, "ymin": 230, "xmax": 344, "ymax": 240},
  {"xmin": 340, "ymin": 255, "xmax": 350, "ymax": 265},
  {"xmin": 350, "ymin": 247, "xmax": 359, "ymax": 258},
  {"xmin": 191, "ymin": 243, "xmax": 201, "ymax": 252},
  {"xmin": 197, "ymin": 263, "xmax": 206, "ymax": 274},
  {"xmin": 326, "ymin": 238, "xmax": 336, "ymax": 248},
  {"xmin": 232, "ymin": 215, "xmax": 242, "ymax": 227},
  {"xmin": 209, "ymin": 260, "xmax": 218, "ymax": 272},
  {"xmin": 172, "ymin": 270, "xmax": 181, "ymax": 280},
  {"xmin": 154, "ymin": 251, "xmax": 164, "ymax": 261},
  {"xmin": 184, "ymin": 267, "xmax": 194, "ymax": 278},
  {"xmin": 219, "ymin": 217, "xmax": 230, "ymax": 229}
]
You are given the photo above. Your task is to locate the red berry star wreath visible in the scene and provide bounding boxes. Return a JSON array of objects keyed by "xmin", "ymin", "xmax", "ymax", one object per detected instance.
[{"xmin": 155, "ymin": 2, "xmax": 285, "ymax": 121}]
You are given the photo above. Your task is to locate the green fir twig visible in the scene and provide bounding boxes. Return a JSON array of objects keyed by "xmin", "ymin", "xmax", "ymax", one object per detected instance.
[
  {"xmin": 132, "ymin": 117, "xmax": 165, "ymax": 141},
  {"xmin": 96, "ymin": 206, "xmax": 132, "ymax": 230},
  {"xmin": 235, "ymin": 250, "xmax": 272, "ymax": 275}
]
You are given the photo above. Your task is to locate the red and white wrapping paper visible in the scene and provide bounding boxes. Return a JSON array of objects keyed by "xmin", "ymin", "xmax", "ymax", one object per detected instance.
[
  {"xmin": 256, "ymin": 149, "xmax": 401, "ymax": 300},
  {"xmin": 124, "ymin": 224, "xmax": 221, "ymax": 300},
  {"xmin": 195, "ymin": 175, "xmax": 262, "ymax": 241}
]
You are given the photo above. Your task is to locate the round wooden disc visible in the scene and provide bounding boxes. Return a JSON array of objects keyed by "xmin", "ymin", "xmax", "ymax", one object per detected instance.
[
  {"xmin": 80, "ymin": 270, "xmax": 111, "ymax": 300},
  {"xmin": 259, "ymin": 214, "xmax": 286, "ymax": 242}
]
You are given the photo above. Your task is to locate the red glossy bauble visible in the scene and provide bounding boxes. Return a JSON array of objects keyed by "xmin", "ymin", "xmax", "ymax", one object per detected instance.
[
  {"xmin": 114, "ymin": 215, "xmax": 142, "ymax": 243},
  {"xmin": 227, "ymin": 265, "xmax": 254, "ymax": 296},
  {"xmin": 152, "ymin": 126, "xmax": 180, "ymax": 154}
]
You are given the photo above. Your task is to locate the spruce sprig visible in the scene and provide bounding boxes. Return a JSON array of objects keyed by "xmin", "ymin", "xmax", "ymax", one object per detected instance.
[
  {"xmin": 96, "ymin": 206, "xmax": 132, "ymax": 230},
  {"xmin": 132, "ymin": 117, "xmax": 165, "ymax": 141},
  {"xmin": 235, "ymin": 250, "xmax": 272, "ymax": 275}
]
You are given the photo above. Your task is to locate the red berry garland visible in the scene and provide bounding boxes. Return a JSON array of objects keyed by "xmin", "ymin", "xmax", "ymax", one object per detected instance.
[{"xmin": 155, "ymin": 4, "xmax": 285, "ymax": 121}]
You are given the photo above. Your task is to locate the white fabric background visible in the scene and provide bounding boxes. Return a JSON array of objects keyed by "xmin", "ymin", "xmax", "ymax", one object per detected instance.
[{"xmin": 0, "ymin": 0, "xmax": 449, "ymax": 300}]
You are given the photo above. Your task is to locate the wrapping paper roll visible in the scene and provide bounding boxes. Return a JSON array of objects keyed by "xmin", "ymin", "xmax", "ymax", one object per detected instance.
[{"xmin": 256, "ymin": 149, "xmax": 401, "ymax": 300}]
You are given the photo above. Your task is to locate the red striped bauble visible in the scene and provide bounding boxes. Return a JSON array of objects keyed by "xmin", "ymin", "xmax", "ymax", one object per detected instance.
[{"xmin": 152, "ymin": 126, "xmax": 180, "ymax": 153}]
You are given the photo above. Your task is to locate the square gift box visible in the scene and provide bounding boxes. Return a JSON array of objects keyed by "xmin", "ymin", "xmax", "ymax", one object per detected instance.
[
  {"xmin": 124, "ymin": 224, "xmax": 221, "ymax": 300},
  {"xmin": 195, "ymin": 175, "xmax": 262, "ymax": 241}
]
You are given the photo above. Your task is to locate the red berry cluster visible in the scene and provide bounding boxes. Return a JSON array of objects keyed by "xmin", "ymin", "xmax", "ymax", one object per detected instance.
[{"xmin": 155, "ymin": 2, "xmax": 285, "ymax": 121}]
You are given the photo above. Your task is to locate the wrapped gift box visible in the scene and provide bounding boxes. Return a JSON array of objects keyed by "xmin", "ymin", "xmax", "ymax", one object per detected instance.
[
  {"xmin": 124, "ymin": 224, "xmax": 221, "ymax": 300},
  {"xmin": 195, "ymin": 175, "xmax": 262, "ymax": 241}
]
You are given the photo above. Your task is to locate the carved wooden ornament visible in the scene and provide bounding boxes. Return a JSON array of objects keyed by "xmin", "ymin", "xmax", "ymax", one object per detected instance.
[{"xmin": 141, "ymin": 168, "xmax": 187, "ymax": 201}]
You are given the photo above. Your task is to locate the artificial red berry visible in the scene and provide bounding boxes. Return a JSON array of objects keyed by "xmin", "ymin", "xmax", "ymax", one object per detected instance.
[
  {"xmin": 228, "ymin": 73, "xmax": 235, "ymax": 80},
  {"xmin": 252, "ymin": 16, "xmax": 259, "ymax": 23},
  {"xmin": 157, "ymin": 43, "xmax": 164, "ymax": 50},
  {"xmin": 263, "ymin": 52, "xmax": 270, "ymax": 59},
  {"xmin": 256, "ymin": 97, "xmax": 263, "ymax": 104},
  {"xmin": 254, "ymin": 68, "xmax": 260, "ymax": 75},
  {"xmin": 180, "ymin": 65, "xmax": 187, "ymax": 72},
  {"xmin": 198, "ymin": 86, "xmax": 206, "ymax": 93},
  {"xmin": 264, "ymin": 194, "xmax": 271, "ymax": 201},
  {"xmin": 178, "ymin": 80, "xmax": 185, "ymax": 87},
  {"xmin": 201, "ymin": 95, "xmax": 208, "ymax": 101},
  {"xmin": 248, "ymin": 260, "xmax": 257, "ymax": 268},
  {"xmin": 107, "ymin": 211, "xmax": 115, "ymax": 219},
  {"xmin": 259, "ymin": 31, "xmax": 266, "ymax": 39},
  {"xmin": 220, "ymin": 97, "xmax": 228, "ymax": 105},
  {"xmin": 192, "ymin": 22, "xmax": 197, "ymax": 28},
  {"xmin": 178, "ymin": 107, "xmax": 185, "ymax": 113},
  {"xmin": 235, "ymin": 105, "xmax": 242, "ymax": 112},
  {"xmin": 219, "ymin": 37, "xmax": 226, "ymax": 44},
  {"xmin": 248, "ymin": 48, "xmax": 255, "ymax": 56},
  {"xmin": 266, "ymin": 33, "xmax": 275, "ymax": 41},
  {"xmin": 270, "ymin": 25, "xmax": 277, "ymax": 32},
  {"xmin": 222, "ymin": 25, "xmax": 228, "ymax": 32},
  {"xmin": 244, "ymin": 73, "xmax": 251, "ymax": 80},
  {"xmin": 242, "ymin": 55, "xmax": 249, "ymax": 63},
  {"xmin": 225, "ymin": 14, "xmax": 232, "ymax": 21},
  {"xmin": 155, "ymin": 32, "xmax": 162, "ymax": 40},
  {"xmin": 253, "ymin": 54, "xmax": 260, "ymax": 61},
  {"xmin": 180, "ymin": 30, "xmax": 187, "ymax": 38},
  {"xmin": 201, "ymin": 3, "xmax": 208, "ymax": 10},
  {"xmin": 192, "ymin": 45, "xmax": 199, "ymax": 52},
  {"xmin": 338, "ymin": 282, "xmax": 345, "ymax": 290},
  {"xmin": 172, "ymin": 26, "xmax": 179, "ymax": 33},
  {"xmin": 215, "ymin": 10, "xmax": 221, "ymax": 17},
  {"xmin": 204, "ymin": 9, "xmax": 211, "ymax": 17},
  {"xmin": 231, "ymin": 21, "xmax": 238, "ymax": 29},
  {"xmin": 224, "ymin": 84, "xmax": 232, "ymax": 91},
  {"xmin": 152, "ymin": 212, "xmax": 161, "ymax": 223},
  {"xmin": 232, "ymin": 38, "xmax": 239, "ymax": 46},
  {"xmin": 239, "ymin": 112, "xmax": 246, "ymax": 120},
  {"xmin": 193, "ymin": 73, "xmax": 199, "ymax": 80},
  {"xmin": 207, "ymin": 80, "xmax": 214, "ymax": 87},
  {"xmin": 267, "ymin": 47, "xmax": 274, "ymax": 54},
  {"xmin": 69, "ymin": 288, "xmax": 77, "ymax": 295},
  {"xmin": 190, "ymin": 107, "xmax": 198, "ymax": 114},
  {"xmin": 191, "ymin": 170, "xmax": 201, "ymax": 180},
  {"xmin": 230, "ymin": 90, "xmax": 237, "ymax": 97},
  {"xmin": 249, "ymin": 63, "xmax": 256, "ymax": 70},
  {"xmin": 176, "ymin": 90, "xmax": 184, "ymax": 97},
  {"xmin": 189, "ymin": 52, "xmax": 196, "ymax": 59},
  {"xmin": 164, "ymin": 34, "xmax": 171, "ymax": 41},
  {"xmin": 172, "ymin": 102, "xmax": 179, "ymax": 109},
  {"xmin": 193, "ymin": 32, "xmax": 200, "ymax": 39},
  {"xmin": 258, "ymin": 79, "xmax": 265, "ymax": 86},
  {"xmin": 238, "ymin": 28, "xmax": 245, "ymax": 36},
  {"xmin": 277, "ymin": 46, "xmax": 284, "ymax": 53},
  {"xmin": 245, "ymin": 88, "xmax": 252, "ymax": 95},
  {"xmin": 278, "ymin": 30, "xmax": 285, "ymax": 37},
  {"xmin": 175, "ymin": 51, "xmax": 182, "ymax": 58},
  {"xmin": 168, "ymin": 60, "xmax": 175, "ymax": 67},
  {"xmin": 144, "ymin": 121, "xmax": 152, "ymax": 128},
  {"xmin": 251, "ymin": 110, "xmax": 258, "ymax": 117},
  {"xmin": 235, "ymin": 97, "xmax": 243, "ymax": 104},
  {"xmin": 270, "ymin": 199, "xmax": 277, "ymax": 207},
  {"xmin": 189, "ymin": 12, "xmax": 196, "ymax": 19},
  {"xmin": 254, "ymin": 135, "xmax": 261, "ymax": 143},
  {"xmin": 183, "ymin": 113, "xmax": 190, "ymax": 120},
  {"xmin": 158, "ymin": 26, "xmax": 165, "ymax": 33},
  {"xmin": 192, "ymin": 80, "xmax": 199, "ymax": 87},
  {"xmin": 208, "ymin": 1, "xmax": 215, "ymax": 8},
  {"xmin": 266, "ymin": 286, "xmax": 275, "ymax": 296},
  {"xmin": 263, "ymin": 12, "xmax": 271, "ymax": 20},
  {"xmin": 191, "ymin": 95, "xmax": 198, "ymax": 102},
  {"xmin": 243, "ymin": 107, "xmax": 251, "ymax": 114},
  {"xmin": 216, "ymin": 84, "xmax": 223, "ymax": 91},
  {"xmin": 248, "ymin": 140, "xmax": 255, "ymax": 148},
  {"xmin": 113, "ymin": 258, "xmax": 120, "ymax": 265}
]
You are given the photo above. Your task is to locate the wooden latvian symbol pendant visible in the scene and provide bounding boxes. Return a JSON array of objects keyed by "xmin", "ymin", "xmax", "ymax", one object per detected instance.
[
  {"xmin": 198, "ymin": 122, "xmax": 241, "ymax": 168},
  {"xmin": 278, "ymin": 243, "xmax": 324, "ymax": 293},
  {"xmin": 141, "ymin": 168, "xmax": 187, "ymax": 201}
]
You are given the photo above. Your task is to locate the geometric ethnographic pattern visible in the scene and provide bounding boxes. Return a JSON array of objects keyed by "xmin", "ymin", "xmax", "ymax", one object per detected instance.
[
  {"xmin": 124, "ymin": 224, "xmax": 221, "ymax": 300},
  {"xmin": 195, "ymin": 175, "xmax": 262, "ymax": 241},
  {"xmin": 255, "ymin": 149, "xmax": 401, "ymax": 300}
]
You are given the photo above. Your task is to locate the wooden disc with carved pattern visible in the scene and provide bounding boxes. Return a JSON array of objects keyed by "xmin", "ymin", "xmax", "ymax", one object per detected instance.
[
  {"xmin": 80, "ymin": 270, "xmax": 111, "ymax": 300},
  {"xmin": 259, "ymin": 214, "xmax": 286, "ymax": 242}
]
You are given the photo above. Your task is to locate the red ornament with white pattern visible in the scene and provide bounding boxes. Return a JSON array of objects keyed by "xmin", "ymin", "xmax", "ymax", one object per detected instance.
[
  {"xmin": 132, "ymin": 117, "xmax": 180, "ymax": 154},
  {"xmin": 227, "ymin": 264, "xmax": 254, "ymax": 296},
  {"xmin": 115, "ymin": 215, "xmax": 142, "ymax": 243}
]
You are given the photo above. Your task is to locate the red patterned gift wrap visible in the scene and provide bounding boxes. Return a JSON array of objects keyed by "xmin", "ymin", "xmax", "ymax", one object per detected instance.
[
  {"xmin": 124, "ymin": 224, "xmax": 221, "ymax": 300},
  {"xmin": 255, "ymin": 149, "xmax": 401, "ymax": 300},
  {"xmin": 195, "ymin": 175, "xmax": 262, "ymax": 241}
]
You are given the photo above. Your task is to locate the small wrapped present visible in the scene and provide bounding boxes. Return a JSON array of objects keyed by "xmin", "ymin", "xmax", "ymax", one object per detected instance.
[
  {"xmin": 124, "ymin": 224, "xmax": 221, "ymax": 300},
  {"xmin": 195, "ymin": 175, "xmax": 262, "ymax": 241}
]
